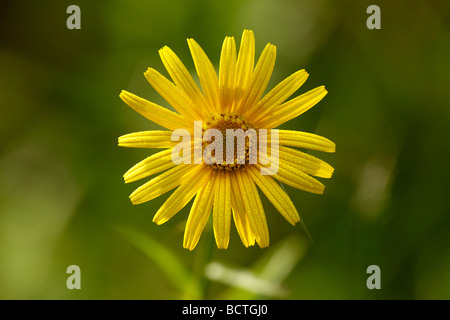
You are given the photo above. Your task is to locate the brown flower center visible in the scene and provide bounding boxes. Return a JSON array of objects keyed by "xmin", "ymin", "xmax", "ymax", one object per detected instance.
[{"xmin": 203, "ymin": 113, "xmax": 255, "ymax": 171}]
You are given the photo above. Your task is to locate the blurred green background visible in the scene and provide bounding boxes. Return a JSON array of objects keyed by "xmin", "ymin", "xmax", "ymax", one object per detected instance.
[{"xmin": 0, "ymin": 0, "xmax": 449, "ymax": 299}]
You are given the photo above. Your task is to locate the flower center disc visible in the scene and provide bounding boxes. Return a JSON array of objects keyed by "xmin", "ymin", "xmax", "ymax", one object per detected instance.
[{"xmin": 203, "ymin": 113, "xmax": 253, "ymax": 171}]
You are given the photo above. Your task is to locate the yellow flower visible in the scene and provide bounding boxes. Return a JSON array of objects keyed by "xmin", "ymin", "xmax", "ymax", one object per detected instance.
[{"xmin": 119, "ymin": 30, "xmax": 335, "ymax": 250}]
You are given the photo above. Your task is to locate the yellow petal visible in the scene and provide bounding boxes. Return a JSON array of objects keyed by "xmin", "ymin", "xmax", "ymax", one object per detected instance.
[
  {"xmin": 124, "ymin": 149, "xmax": 175, "ymax": 183},
  {"xmin": 219, "ymin": 36, "xmax": 236, "ymax": 113},
  {"xmin": 230, "ymin": 172, "xmax": 256, "ymax": 247},
  {"xmin": 187, "ymin": 38, "xmax": 220, "ymax": 115},
  {"xmin": 233, "ymin": 29, "xmax": 255, "ymax": 113},
  {"xmin": 119, "ymin": 90, "xmax": 187, "ymax": 130},
  {"xmin": 153, "ymin": 165, "xmax": 211, "ymax": 225},
  {"xmin": 129, "ymin": 164, "xmax": 199, "ymax": 205},
  {"xmin": 256, "ymin": 86, "xmax": 328, "ymax": 129},
  {"xmin": 118, "ymin": 131, "xmax": 176, "ymax": 149},
  {"xmin": 235, "ymin": 170, "xmax": 269, "ymax": 248},
  {"xmin": 159, "ymin": 46, "xmax": 208, "ymax": 120},
  {"xmin": 183, "ymin": 172, "xmax": 216, "ymax": 251},
  {"xmin": 259, "ymin": 160, "xmax": 326, "ymax": 194},
  {"xmin": 278, "ymin": 130, "xmax": 336, "ymax": 153},
  {"xmin": 235, "ymin": 43, "xmax": 276, "ymax": 115},
  {"xmin": 144, "ymin": 68, "xmax": 201, "ymax": 123},
  {"xmin": 278, "ymin": 146, "xmax": 334, "ymax": 178},
  {"xmin": 250, "ymin": 70, "xmax": 308, "ymax": 122},
  {"xmin": 213, "ymin": 171, "xmax": 231, "ymax": 249},
  {"xmin": 247, "ymin": 165, "xmax": 300, "ymax": 225}
]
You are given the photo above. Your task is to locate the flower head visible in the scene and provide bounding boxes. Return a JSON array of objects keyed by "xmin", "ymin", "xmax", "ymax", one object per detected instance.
[{"xmin": 119, "ymin": 30, "xmax": 335, "ymax": 250}]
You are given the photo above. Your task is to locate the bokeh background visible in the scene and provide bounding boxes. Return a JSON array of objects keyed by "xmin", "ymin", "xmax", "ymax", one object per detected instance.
[{"xmin": 0, "ymin": 0, "xmax": 449, "ymax": 299}]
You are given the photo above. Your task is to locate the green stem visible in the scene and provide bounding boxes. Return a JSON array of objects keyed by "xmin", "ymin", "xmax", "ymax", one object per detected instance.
[{"xmin": 192, "ymin": 230, "xmax": 214, "ymax": 299}]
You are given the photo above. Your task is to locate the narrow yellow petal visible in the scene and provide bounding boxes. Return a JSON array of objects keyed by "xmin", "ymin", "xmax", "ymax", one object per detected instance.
[
  {"xmin": 219, "ymin": 36, "xmax": 236, "ymax": 113},
  {"xmin": 256, "ymin": 86, "xmax": 328, "ymax": 129},
  {"xmin": 247, "ymin": 165, "xmax": 300, "ymax": 225},
  {"xmin": 278, "ymin": 146, "xmax": 334, "ymax": 178},
  {"xmin": 119, "ymin": 90, "xmax": 187, "ymax": 130},
  {"xmin": 230, "ymin": 172, "xmax": 256, "ymax": 247},
  {"xmin": 124, "ymin": 149, "xmax": 175, "ymax": 183},
  {"xmin": 129, "ymin": 164, "xmax": 199, "ymax": 205},
  {"xmin": 183, "ymin": 172, "xmax": 216, "ymax": 250},
  {"xmin": 233, "ymin": 29, "xmax": 255, "ymax": 112},
  {"xmin": 249, "ymin": 70, "xmax": 309, "ymax": 122},
  {"xmin": 118, "ymin": 131, "xmax": 176, "ymax": 149},
  {"xmin": 144, "ymin": 68, "xmax": 201, "ymax": 123},
  {"xmin": 258, "ymin": 160, "xmax": 325, "ymax": 194},
  {"xmin": 213, "ymin": 171, "xmax": 231, "ymax": 249},
  {"xmin": 258, "ymin": 144, "xmax": 334, "ymax": 178},
  {"xmin": 278, "ymin": 130, "xmax": 336, "ymax": 153},
  {"xmin": 235, "ymin": 43, "xmax": 276, "ymax": 115},
  {"xmin": 153, "ymin": 165, "xmax": 212, "ymax": 225},
  {"xmin": 232, "ymin": 208, "xmax": 255, "ymax": 248},
  {"xmin": 159, "ymin": 46, "xmax": 208, "ymax": 120},
  {"xmin": 235, "ymin": 170, "xmax": 269, "ymax": 248},
  {"xmin": 187, "ymin": 38, "xmax": 220, "ymax": 115}
]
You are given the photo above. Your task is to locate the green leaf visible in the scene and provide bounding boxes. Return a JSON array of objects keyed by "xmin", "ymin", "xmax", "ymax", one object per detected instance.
[
  {"xmin": 207, "ymin": 235, "xmax": 307, "ymax": 299},
  {"xmin": 113, "ymin": 225, "xmax": 201, "ymax": 299}
]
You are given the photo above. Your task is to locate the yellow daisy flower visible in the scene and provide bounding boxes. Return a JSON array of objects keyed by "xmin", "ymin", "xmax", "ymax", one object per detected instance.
[{"xmin": 119, "ymin": 30, "xmax": 335, "ymax": 250}]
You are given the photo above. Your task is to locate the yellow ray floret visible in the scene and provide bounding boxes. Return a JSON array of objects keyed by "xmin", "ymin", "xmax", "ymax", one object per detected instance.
[
  {"xmin": 119, "ymin": 91, "xmax": 187, "ymax": 130},
  {"xmin": 183, "ymin": 174, "xmax": 216, "ymax": 250},
  {"xmin": 153, "ymin": 165, "xmax": 212, "ymax": 225},
  {"xmin": 187, "ymin": 38, "xmax": 220, "ymax": 115},
  {"xmin": 213, "ymin": 171, "xmax": 232, "ymax": 249},
  {"xmin": 118, "ymin": 131, "xmax": 176, "ymax": 149}
]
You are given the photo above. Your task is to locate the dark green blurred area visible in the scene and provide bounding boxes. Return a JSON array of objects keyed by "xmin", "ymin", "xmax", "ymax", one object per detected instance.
[{"xmin": 0, "ymin": 0, "xmax": 449, "ymax": 299}]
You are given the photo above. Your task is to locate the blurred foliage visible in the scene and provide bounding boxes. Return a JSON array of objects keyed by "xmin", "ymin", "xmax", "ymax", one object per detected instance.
[{"xmin": 0, "ymin": 0, "xmax": 449, "ymax": 299}]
